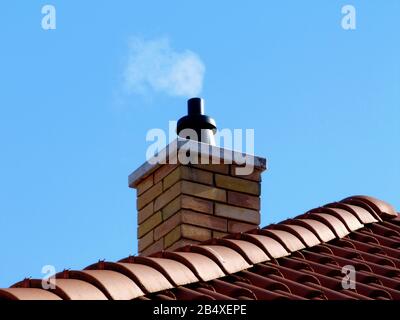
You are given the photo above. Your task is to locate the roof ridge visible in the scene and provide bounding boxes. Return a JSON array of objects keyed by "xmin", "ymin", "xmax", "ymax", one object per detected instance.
[{"xmin": 1, "ymin": 195, "xmax": 398, "ymax": 300}]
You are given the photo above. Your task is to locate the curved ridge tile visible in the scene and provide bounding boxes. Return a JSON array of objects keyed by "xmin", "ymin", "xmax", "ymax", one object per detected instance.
[
  {"xmin": 12, "ymin": 278, "xmax": 107, "ymax": 300},
  {"xmin": 51, "ymin": 279, "xmax": 108, "ymax": 300},
  {"xmin": 327, "ymin": 203, "xmax": 378, "ymax": 224},
  {"xmin": 341, "ymin": 197, "xmax": 383, "ymax": 222},
  {"xmin": 130, "ymin": 257, "xmax": 199, "ymax": 286},
  {"xmin": 86, "ymin": 261, "xmax": 174, "ymax": 293},
  {"xmin": 242, "ymin": 234, "xmax": 289, "ymax": 259},
  {"xmin": 293, "ymin": 219, "xmax": 336, "ymax": 242},
  {"xmin": 2, "ymin": 195, "xmax": 399, "ymax": 301},
  {"xmin": 219, "ymin": 239, "xmax": 269, "ymax": 264},
  {"xmin": 61, "ymin": 270, "xmax": 143, "ymax": 300},
  {"xmin": 307, "ymin": 213, "xmax": 349, "ymax": 238},
  {"xmin": 189, "ymin": 245, "xmax": 251, "ymax": 274},
  {"xmin": 261, "ymin": 229, "xmax": 306, "ymax": 252},
  {"xmin": 79, "ymin": 270, "xmax": 143, "ymax": 300},
  {"xmin": 343, "ymin": 196, "xmax": 398, "ymax": 219},
  {"xmin": 317, "ymin": 207, "xmax": 364, "ymax": 231},
  {"xmin": 275, "ymin": 223, "xmax": 321, "ymax": 247},
  {"xmin": 117, "ymin": 263, "xmax": 174, "ymax": 293},
  {"xmin": 0, "ymin": 288, "xmax": 62, "ymax": 300},
  {"xmin": 162, "ymin": 252, "xmax": 225, "ymax": 282}
]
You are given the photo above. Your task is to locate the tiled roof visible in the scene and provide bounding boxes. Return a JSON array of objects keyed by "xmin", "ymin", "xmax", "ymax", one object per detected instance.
[{"xmin": 1, "ymin": 195, "xmax": 399, "ymax": 300}]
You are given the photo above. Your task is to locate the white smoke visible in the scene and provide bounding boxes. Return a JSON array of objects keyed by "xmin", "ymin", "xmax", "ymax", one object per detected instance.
[{"xmin": 124, "ymin": 37, "xmax": 205, "ymax": 97}]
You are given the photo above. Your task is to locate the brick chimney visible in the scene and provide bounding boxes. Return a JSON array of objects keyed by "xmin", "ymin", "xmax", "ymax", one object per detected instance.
[{"xmin": 129, "ymin": 99, "xmax": 267, "ymax": 256}]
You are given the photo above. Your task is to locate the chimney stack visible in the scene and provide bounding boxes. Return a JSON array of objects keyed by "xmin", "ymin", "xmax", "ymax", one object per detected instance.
[{"xmin": 129, "ymin": 98, "xmax": 267, "ymax": 255}]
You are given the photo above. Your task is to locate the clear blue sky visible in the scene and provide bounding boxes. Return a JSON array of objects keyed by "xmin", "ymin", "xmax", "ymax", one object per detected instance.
[{"xmin": 0, "ymin": 1, "xmax": 399, "ymax": 287}]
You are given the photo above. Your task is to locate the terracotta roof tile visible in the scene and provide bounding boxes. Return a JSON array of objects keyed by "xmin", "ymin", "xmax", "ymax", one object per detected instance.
[
  {"xmin": 0, "ymin": 288, "xmax": 62, "ymax": 300},
  {"xmin": 159, "ymin": 251, "xmax": 225, "ymax": 282},
  {"xmin": 241, "ymin": 233, "xmax": 290, "ymax": 258},
  {"xmin": 241, "ymin": 269, "xmax": 325, "ymax": 299},
  {"xmin": 218, "ymin": 239, "xmax": 269, "ymax": 264},
  {"xmin": 61, "ymin": 270, "xmax": 144, "ymax": 300},
  {"xmin": 307, "ymin": 213, "xmax": 350, "ymax": 238},
  {"xmin": 342, "ymin": 197, "xmax": 383, "ymax": 222},
  {"xmin": 172, "ymin": 286, "xmax": 215, "ymax": 300},
  {"xmin": 2, "ymin": 195, "xmax": 399, "ymax": 300},
  {"xmin": 187, "ymin": 245, "xmax": 252, "ymax": 274},
  {"xmin": 345, "ymin": 196, "xmax": 398, "ymax": 219},
  {"xmin": 273, "ymin": 224, "xmax": 321, "ymax": 247},
  {"xmin": 208, "ymin": 279, "xmax": 257, "ymax": 299},
  {"xmin": 85, "ymin": 261, "xmax": 174, "ymax": 293},
  {"xmin": 121, "ymin": 257, "xmax": 199, "ymax": 287},
  {"xmin": 327, "ymin": 203, "xmax": 379, "ymax": 224},
  {"xmin": 12, "ymin": 278, "xmax": 108, "ymax": 300},
  {"xmin": 318, "ymin": 207, "xmax": 364, "ymax": 231},
  {"xmin": 261, "ymin": 229, "xmax": 306, "ymax": 252},
  {"xmin": 293, "ymin": 218, "xmax": 336, "ymax": 242},
  {"xmin": 52, "ymin": 279, "xmax": 109, "ymax": 300}
]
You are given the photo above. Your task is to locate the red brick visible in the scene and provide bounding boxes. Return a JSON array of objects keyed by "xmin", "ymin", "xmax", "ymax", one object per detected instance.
[
  {"xmin": 154, "ymin": 164, "xmax": 179, "ymax": 184},
  {"xmin": 138, "ymin": 211, "xmax": 162, "ymax": 238},
  {"xmin": 138, "ymin": 202, "xmax": 154, "ymax": 224},
  {"xmin": 163, "ymin": 166, "xmax": 181, "ymax": 190},
  {"xmin": 181, "ymin": 181, "xmax": 226, "ymax": 202},
  {"xmin": 215, "ymin": 203, "xmax": 260, "ymax": 225},
  {"xmin": 215, "ymin": 174, "xmax": 260, "ymax": 195},
  {"xmin": 137, "ymin": 182, "xmax": 162, "ymax": 210},
  {"xmin": 164, "ymin": 226, "xmax": 181, "ymax": 248},
  {"xmin": 139, "ymin": 238, "xmax": 163, "ymax": 256},
  {"xmin": 228, "ymin": 220, "xmax": 258, "ymax": 233},
  {"xmin": 181, "ymin": 224, "xmax": 212, "ymax": 242},
  {"xmin": 166, "ymin": 239, "xmax": 200, "ymax": 251},
  {"xmin": 162, "ymin": 165, "xmax": 213, "ymax": 190},
  {"xmin": 154, "ymin": 182, "xmax": 181, "ymax": 211},
  {"xmin": 154, "ymin": 212, "xmax": 182, "ymax": 240},
  {"xmin": 231, "ymin": 165, "xmax": 261, "ymax": 182},
  {"xmin": 180, "ymin": 166, "xmax": 213, "ymax": 185},
  {"xmin": 161, "ymin": 196, "xmax": 181, "ymax": 220},
  {"xmin": 137, "ymin": 174, "xmax": 154, "ymax": 196},
  {"xmin": 181, "ymin": 210, "xmax": 227, "ymax": 232},
  {"xmin": 227, "ymin": 191, "xmax": 260, "ymax": 210},
  {"xmin": 138, "ymin": 230, "xmax": 154, "ymax": 252},
  {"xmin": 192, "ymin": 164, "xmax": 229, "ymax": 174},
  {"xmin": 181, "ymin": 195, "xmax": 213, "ymax": 214},
  {"xmin": 212, "ymin": 230, "xmax": 229, "ymax": 238}
]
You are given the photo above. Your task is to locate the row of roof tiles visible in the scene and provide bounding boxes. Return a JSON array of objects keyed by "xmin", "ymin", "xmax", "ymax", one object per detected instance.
[{"xmin": 0, "ymin": 195, "xmax": 398, "ymax": 300}]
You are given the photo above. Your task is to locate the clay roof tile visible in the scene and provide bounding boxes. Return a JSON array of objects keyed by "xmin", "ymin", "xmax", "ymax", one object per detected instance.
[{"xmin": 2, "ymin": 195, "xmax": 399, "ymax": 301}]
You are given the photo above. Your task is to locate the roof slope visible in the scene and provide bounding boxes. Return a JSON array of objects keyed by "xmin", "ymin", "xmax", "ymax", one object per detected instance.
[{"xmin": 1, "ymin": 195, "xmax": 399, "ymax": 300}]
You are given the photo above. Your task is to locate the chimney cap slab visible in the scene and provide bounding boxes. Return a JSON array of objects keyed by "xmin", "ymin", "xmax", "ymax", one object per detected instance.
[{"xmin": 128, "ymin": 139, "xmax": 267, "ymax": 188}]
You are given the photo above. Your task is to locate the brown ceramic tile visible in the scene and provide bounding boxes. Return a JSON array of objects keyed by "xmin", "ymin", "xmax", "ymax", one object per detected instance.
[
  {"xmin": 0, "ymin": 288, "xmax": 62, "ymax": 300},
  {"xmin": 62, "ymin": 270, "xmax": 144, "ymax": 300},
  {"xmin": 161, "ymin": 251, "xmax": 225, "ymax": 281},
  {"xmin": 189, "ymin": 245, "xmax": 251, "ymax": 274},
  {"xmin": 3, "ymin": 195, "xmax": 400, "ymax": 301},
  {"xmin": 132, "ymin": 257, "xmax": 199, "ymax": 286}
]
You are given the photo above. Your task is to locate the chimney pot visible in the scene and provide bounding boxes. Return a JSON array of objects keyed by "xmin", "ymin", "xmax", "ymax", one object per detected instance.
[
  {"xmin": 177, "ymin": 97, "xmax": 217, "ymax": 146},
  {"xmin": 187, "ymin": 97, "xmax": 204, "ymax": 115}
]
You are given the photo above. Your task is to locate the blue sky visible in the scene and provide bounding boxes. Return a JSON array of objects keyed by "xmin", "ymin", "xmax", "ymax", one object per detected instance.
[{"xmin": 0, "ymin": 0, "xmax": 399, "ymax": 287}]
